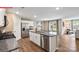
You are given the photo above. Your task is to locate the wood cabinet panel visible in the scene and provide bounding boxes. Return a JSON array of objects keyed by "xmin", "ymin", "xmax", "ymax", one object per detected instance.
[
  {"xmin": 5, "ymin": 14, "xmax": 14, "ymax": 32},
  {"xmin": 41, "ymin": 21, "xmax": 49, "ymax": 31}
]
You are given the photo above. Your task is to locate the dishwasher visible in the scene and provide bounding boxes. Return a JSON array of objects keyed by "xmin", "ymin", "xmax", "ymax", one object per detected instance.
[{"xmin": 41, "ymin": 35, "xmax": 49, "ymax": 51}]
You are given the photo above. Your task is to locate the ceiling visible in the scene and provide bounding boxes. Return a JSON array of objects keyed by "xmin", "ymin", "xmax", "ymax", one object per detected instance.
[{"xmin": 7, "ymin": 7, "xmax": 79, "ymax": 21}]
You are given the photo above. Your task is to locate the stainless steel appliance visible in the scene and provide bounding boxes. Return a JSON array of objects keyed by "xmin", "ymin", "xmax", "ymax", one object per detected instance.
[
  {"xmin": 0, "ymin": 32, "xmax": 19, "ymax": 52},
  {"xmin": 0, "ymin": 16, "xmax": 19, "ymax": 52},
  {"xmin": 41, "ymin": 35, "xmax": 49, "ymax": 51}
]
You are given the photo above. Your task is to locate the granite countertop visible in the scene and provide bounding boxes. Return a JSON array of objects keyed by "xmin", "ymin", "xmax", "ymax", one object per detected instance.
[
  {"xmin": 41, "ymin": 32, "xmax": 57, "ymax": 37},
  {"xmin": 0, "ymin": 32, "xmax": 16, "ymax": 40},
  {"xmin": 30, "ymin": 30, "xmax": 57, "ymax": 37}
]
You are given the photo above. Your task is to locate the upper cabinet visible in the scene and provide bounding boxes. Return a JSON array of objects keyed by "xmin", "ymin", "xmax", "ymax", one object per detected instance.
[
  {"xmin": 21, "ymin": 20, "xmax": 34, "ymax": 29},
  {"xmin": 33, "ymin": 21, "xmax": 42, "ymax": 31}
]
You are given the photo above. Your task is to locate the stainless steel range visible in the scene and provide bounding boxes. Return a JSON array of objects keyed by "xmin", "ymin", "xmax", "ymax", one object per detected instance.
[
  {"xmin": 0, "ymin": 15, "xmax": 19, "ymax": 52},
  {"xmin": 0, "ymin": 32, "xmax": 19, "ymax": 52}
]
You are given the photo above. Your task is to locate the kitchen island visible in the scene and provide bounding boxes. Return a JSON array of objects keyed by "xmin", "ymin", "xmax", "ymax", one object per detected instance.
[{"xmin": 29, "ymin": 31, "xmax": 57, "ymax": 52}]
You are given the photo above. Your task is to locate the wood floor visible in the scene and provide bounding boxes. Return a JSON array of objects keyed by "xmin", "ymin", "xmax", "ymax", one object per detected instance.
[
  {"xmin": 18, "ymin": 38, "xmax": 45, "ymax": 52},
  {"xmin": 57, "ymin": 34, "xmax": 79, "ymax": 52},
  {"xmin": 18, "ymin": 34, "xmax": 79, "ymax": 52}
]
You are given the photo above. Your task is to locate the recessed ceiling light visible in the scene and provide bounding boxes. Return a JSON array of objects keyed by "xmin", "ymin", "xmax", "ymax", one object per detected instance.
[
  {"xmin": 34, "ymin": 15, "xmax": 37, "ymax": 18},
  {"xmin": 43, "ymin": 18, "xmax": 49, "ymax": 20},
  {"xmin": 56, "ymin": 7, "xmax": 60, "ymax": 10},
  {"xmin": 16, "ymin": 11, "xmax": 19, "ymax": 14}
]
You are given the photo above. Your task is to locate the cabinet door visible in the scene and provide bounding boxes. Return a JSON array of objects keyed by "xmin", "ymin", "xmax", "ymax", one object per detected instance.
[
  {"xmin": 29, "ymin": 32, "xmax": 34, "ymax": 42},
  {"xmin": 35, "ymin": 33, "xmax": 40, "ymax": 46},
  {"xmin": 33, "ymin": 33, "xmax": 36, "ymax": 43},
  {"xmin": 29, "ymin": 32, "xmax": 32, "ymax": 40},
  {"xmin": 32, "ymin": 33, "xmax": 40, "ymax": 46},
  {"xmin": 49, "ymin": 36, "xmax": 57, "ymax": 52},
  {"xmin": 29, "ymin": 32, "xmax": 31, "ymax": 40},
  {"xmin": 30, "ymin": 32, "xmax": 36, "ymax": 44},
  {"xmin": 29, "ymin": 32, "xmax": 40, "ymax": 46}
]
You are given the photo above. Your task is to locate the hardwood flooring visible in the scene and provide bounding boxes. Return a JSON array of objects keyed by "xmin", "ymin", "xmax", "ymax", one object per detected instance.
[
  {"xmin": 57, "ymin": 34, "xmax": 79, "ymax": 52},
  {"xmin": 18, "ymin": 34, "xmax": 79, "ymax": 52},
  {"xmin": 18, "ymin": 38, "xmax": 45, "ymax": 52}
]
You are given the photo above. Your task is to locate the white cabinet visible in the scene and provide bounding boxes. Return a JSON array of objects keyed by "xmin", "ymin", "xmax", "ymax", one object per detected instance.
[
  {"xmin": 29, "ymin": 31, "xmax": 40, "ymax": 46},
  {"xmin": 49, "ymin": 36, "xmax": 57, "ymax": 52},
  {"xmin": 34, "ymin": 33, "xmax": 40, "ymax": 46},
  {"xmin": 29, "ymin": 31, "xmax": 57, "ymax": 52},
  {"xmin": 29, "ymin": 32, "xmax": 33, "ymax": 41},
  {"xmin": 32, "ymin": 33, "xmax": 36, "ymax": 43}
]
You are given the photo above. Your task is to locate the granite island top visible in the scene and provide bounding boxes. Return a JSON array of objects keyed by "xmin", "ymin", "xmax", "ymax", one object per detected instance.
[
  {"xmin": 30, "ymin": 30, "xmax": 57, "ymax": 37},
  {"xmin": 0, "ymin": 32, "xmax": 16, "ymax": 40}
]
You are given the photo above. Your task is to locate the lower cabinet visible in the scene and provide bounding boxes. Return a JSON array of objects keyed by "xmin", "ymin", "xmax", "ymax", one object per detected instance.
[
  {"xmin": 29, "ymin": 31, "xmax": 57, "ymax": 52},
  {"xmin": 34, "ymin": 33, "xmax": 40, "ymax": 46},
  {"xmin": 29, "ymin": 32, "xmax": 34, "ymax": 42},
  {"xmin": 29, "ymin": 32, "xmax": 40, "ymax": 46}
]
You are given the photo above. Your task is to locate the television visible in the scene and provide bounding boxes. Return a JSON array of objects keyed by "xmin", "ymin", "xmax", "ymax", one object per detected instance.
[{"xmin": 0, "ymin": 16, "xmax": 7, "ymax": 27}]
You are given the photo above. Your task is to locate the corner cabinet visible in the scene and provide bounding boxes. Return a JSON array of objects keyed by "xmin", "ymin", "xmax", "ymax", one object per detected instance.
[{"xmin": 29, "ymin": 31, "xmax": 40, "ymax": 46}]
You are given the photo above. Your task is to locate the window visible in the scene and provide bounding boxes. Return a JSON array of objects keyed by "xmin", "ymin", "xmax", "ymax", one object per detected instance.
[
  {"xmin": 49, "ymin": 20, "xmax": 57, "ymax": 32},
  {"xmin": 72, "ymin": 20, "xmax": 79, "ymax": 30}
]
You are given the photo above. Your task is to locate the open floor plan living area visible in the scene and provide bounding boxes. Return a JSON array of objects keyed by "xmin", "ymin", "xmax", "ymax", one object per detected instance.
[{"xmin": 0, "ymin": 7, "xmax": 79, "ymax": 52}]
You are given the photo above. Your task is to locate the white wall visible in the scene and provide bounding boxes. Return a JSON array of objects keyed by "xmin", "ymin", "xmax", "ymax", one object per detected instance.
[
  {"xmin": 13, "ymin": 15, "xmax": 21, "ymax": 41},
  {"xmin": 0, "ymin": 9, "xmax": 6, "ymax": 28}
]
